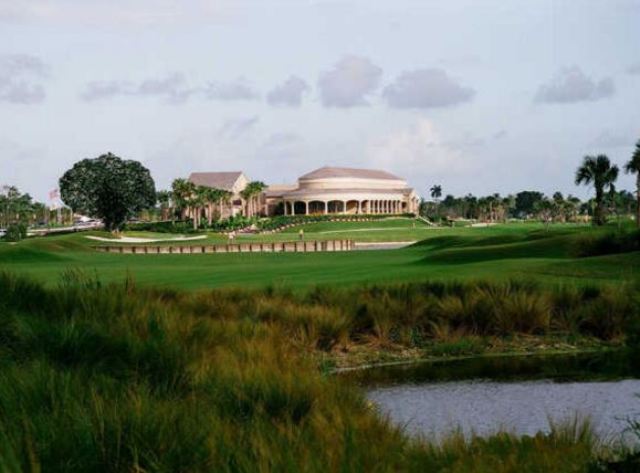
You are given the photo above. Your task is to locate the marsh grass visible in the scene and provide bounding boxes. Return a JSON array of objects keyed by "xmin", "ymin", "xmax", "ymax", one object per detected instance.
[{"xmin": 0, "ymin": 271, "xmax": 637, "ymax": 471}]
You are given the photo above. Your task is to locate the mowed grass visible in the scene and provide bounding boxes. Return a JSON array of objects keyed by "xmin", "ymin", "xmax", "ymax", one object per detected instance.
[{"xmin": 0, "ymin": 222, "xmax": 638, "ymax": 290}]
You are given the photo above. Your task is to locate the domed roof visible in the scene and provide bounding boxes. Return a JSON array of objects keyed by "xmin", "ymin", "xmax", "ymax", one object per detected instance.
[{"xmin": 299, "ymin": 166, "xmax": 402, "ymax": 181}]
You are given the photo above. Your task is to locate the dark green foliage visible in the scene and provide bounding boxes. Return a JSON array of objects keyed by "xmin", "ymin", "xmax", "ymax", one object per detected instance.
[
  {"xmin": 575, "ymin": 155, "xmax": 619, "ymax": 226},
  {"xmin": 125, "ymin": 220, "xmax": 198, "ymax": 233},
  {"xmin": 515, "ymin": 191, "xmax": 545, "ymax": 216},
  {"xmin": 3, "ymin": 223, "xmax": 27, "ymax": 241},
  {"xmin": 257, "ymin": 214, "xmax": 415, "ymax": 231},
  {"xmin": 59, "ymin": 153, "xmax": 156, "ymax": 231},
  {"xmin": 574, "ymin": 229, "xmax": 640, "ymax": 257},
  {"xmin": 209, "ymin": 214, "xmax": 255, "ymax": 231}
]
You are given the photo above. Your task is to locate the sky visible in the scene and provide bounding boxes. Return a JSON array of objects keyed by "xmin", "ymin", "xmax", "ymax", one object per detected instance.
[{"xmin": 1, "ymin": 0, "xmax": 639, "ymax": 203}]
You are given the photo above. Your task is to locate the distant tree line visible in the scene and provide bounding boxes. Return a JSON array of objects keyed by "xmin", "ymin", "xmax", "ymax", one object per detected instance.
[
  {"xmin": 423, "ymin": 140, "xmax": 640, "ymax": 227},
  {"xmin": 420, "ymin": 189, "xmax": 635, "ymax": 224}
]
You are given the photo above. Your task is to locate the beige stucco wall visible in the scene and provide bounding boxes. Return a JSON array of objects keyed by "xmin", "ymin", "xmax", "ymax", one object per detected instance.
[{"xmin": 298, "ymin": 176, "xmax": 407, "ymax": 191}]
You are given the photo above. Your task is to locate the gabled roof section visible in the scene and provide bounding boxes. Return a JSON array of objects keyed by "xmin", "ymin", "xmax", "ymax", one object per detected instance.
[
  {"xmin": 299, "ymin": 166, "xmax": 402, "ymax": 181},
  {"xmin": 188, "ymin": 171, "xmax": 244, "ymax": 191}
]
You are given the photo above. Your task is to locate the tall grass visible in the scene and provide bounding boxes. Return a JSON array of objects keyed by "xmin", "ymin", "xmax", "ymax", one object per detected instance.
[{"xmin": 0, "ymin": 271, "xmax": 635, "ymax": 471}]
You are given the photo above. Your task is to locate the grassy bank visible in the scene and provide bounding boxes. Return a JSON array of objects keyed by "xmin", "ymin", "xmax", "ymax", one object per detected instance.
[{"xmin": 0, "ymin": 272, "xmax": 638, "ymax": 471}]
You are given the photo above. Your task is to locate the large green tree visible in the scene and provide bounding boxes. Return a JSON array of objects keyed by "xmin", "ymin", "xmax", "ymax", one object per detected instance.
[
  {"xmin": 59, "ymin": 153, "xmax": 156, "ymax": 231},
  {"xmin": 624, "ymin": 139, "xmax": 640, "ymax": 227},
  {"xmin": 514, "ymin": 191, "xmax": 544, "ymax": 217},
  {"xmin": 575, "ymin": 154, "xmax": 619, "ymax": 226}
]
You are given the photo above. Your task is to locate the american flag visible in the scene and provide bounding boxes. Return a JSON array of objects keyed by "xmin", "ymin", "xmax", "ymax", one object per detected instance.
[{"xmin": 49, "ymin": 188, "xmax": 59, "ymax": 200}]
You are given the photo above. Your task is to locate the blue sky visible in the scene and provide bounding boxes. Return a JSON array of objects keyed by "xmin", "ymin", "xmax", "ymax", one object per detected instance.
[{"xmin": 1, "ymin": 0, "xmax": 639, "ymax": 202}]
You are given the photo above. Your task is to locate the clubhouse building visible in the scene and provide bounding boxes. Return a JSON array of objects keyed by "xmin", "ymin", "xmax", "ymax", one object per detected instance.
[{"xmin": 189, "ymin": 166, "xmax": 420, "ymax": 217}]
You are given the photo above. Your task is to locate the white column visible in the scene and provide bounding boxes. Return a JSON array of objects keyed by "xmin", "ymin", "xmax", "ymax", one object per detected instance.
[
  {"xmin": 305, "ymin": 201, "xmax": 309, "ymax": 215},
  {"xmin": 324, "ymin": 201, "xmax": 328, "ymax": 214},
  {"xmin": 291, "ymin": 201, "xmax": 295, "ymax": 215}
]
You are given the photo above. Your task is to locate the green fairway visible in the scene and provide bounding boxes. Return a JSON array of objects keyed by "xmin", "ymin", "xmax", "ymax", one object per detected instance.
[{"xmin": 1, "ymin": 222, "xmax": 637, "ymax": 289}]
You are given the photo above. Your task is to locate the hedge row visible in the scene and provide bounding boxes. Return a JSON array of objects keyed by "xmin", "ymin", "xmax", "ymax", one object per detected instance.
[
  {"xmin": 256, "ymin": 213, "xmax": 416, "ymax": 231},
  {"xmin": 126, "ymin": 213, "xmax": 416, "ymax": 234}
]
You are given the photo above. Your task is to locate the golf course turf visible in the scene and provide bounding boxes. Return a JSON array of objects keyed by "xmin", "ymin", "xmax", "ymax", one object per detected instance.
[{"xmin": 0, "ymin": 220, "xmax": 637, "ymax": 290}]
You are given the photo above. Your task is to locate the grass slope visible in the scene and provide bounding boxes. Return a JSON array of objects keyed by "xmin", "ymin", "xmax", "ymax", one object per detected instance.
[{"xmin": 0, "ymin": 223, "xmax": 638, "ymax": 290}]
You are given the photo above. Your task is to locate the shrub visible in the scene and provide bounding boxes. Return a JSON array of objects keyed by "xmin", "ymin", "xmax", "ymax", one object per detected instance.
[
  {"xmin": 256, "ymin": 213, "xmax": 416, "ymax": 232},
  {"xmin": 3, "ymin": 223, "xmax": 27, "ymax": 242},
  {"xmin": 574, "ymin": 229, "xmax": 640, "ymax": 257},
  {"xmin": 125, "ymin": 220, "xmax": 197, "ymax": 233}
]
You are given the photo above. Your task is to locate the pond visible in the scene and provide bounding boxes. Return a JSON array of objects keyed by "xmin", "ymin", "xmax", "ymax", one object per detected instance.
[{"xmin": 349, "ymin": 351, "xmax": 640, "ymax": 443}]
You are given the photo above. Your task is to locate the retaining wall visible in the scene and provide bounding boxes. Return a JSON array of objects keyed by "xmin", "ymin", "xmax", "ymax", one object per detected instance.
[{"xmin": 93, "ymin": 240, "xmax": 354, "ymax": 255}]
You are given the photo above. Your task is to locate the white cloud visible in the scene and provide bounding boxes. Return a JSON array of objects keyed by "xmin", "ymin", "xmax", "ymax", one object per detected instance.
[
  {"xmin": 203, "ymin": 78, "xmax": 259, "ymax": 101},
  {"xmin": 80, "ymin": 73, "xmax": 192, "ymax": 103},
  {"xmin": 0, "ymin": 54, "xmax": 49, "ymax": 104},
  {"xmin": 383, "ymin": 68, "xmax": 475, "ymax": 109},
  {"xmin": 266, "ymin": 76, "xmax": 310, "ymax": 107},
  {"xmin": 318, "ymin": 55, "xmax": 382, "ymax": 107},
  {"xmin": 0, "ymin": 0, "xmax": 239, "ymax": 27},
  {"xmin": 366, "ymin": 119, "xmax": 476, "ymax": 186},
  {"xmin": 535, "ymin": 67, "xmax": 614, "ymax": 104}
]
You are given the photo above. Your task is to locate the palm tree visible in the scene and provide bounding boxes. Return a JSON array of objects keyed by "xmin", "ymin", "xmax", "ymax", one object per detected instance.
[
  {"xmin": 430, "ymin": 184, "xmax": 442, "ymax": 200},
  {"xmin": 624, "ymin": 139, "xmax": 640, "ymax": 228},
  {"xmin": 430, "ymin": 185, "xmax": 442, "ymax": 219},
  {"xmin": 218, "ymin": 190, "xmax": 232, "ymax": 220},
  {"xmin": 501, "ymin": 195, "xmax": 515, "ymax": 222},
  {"xmin": 534, "ymin": 198, "xmax": 555, "ymax": 231},
  {"xmin": 192, "ymin": 186, "xmax": 209, "ymax": 229},
  {"xmin": 241, "ymin": 181, "xmax": 267, "ymax": 217},
  {"xmin": 575, "ymin": 155, "xmax": 619, "ymax": 226},
  {"xmin": 156, "ymin": 190, "xmax": 172, "ymax": 221},
  {"xmin": 171, "ymin": 178, "xmax": 196, "ymax": 221},
  {"xmin": 203, "ymin": 187, "xmax": 224, "ymax": 225}
]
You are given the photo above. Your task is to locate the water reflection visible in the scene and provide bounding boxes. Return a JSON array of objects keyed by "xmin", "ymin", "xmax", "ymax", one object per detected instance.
[{"xmin": 354, "ymin": 351, "xmax": 640, "ymax": 443}]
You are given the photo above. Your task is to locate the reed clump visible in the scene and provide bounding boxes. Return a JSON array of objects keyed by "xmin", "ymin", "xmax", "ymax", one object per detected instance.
[{"xmin": 0, "ymin": 271, "xmax": 635, "ymax": 471}]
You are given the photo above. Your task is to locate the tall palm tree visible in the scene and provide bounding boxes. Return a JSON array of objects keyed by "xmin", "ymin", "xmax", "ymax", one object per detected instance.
[
  {"xmin": 204, "ymin": 187, "xmax": 223, "ymax": 225},
  {"xmin": 218, "ymin": 190, "xmax": 232, "ymax": 220},
  {"xmin": 430, "ymin": 185, "xmax": 442, "ymax": 203},
  {"xmin": 171, "ymin": 179, "xmax": 196, "ymax": 221},
  {"xmin": 575, "ymin": 154, "xmax": 619, "ymax": 226},
  {"xmin": 192, "ymin": 186, "xmax": 209, "ymax": 229},
  {"xmin": 241, "ymin": 181, "xmax": 267, "ymax": 217},
  {"xmin": 430, "ymin": 185, "xmax": 442, "ymax": 218},
  {"xmin": 156, "ymin": 190, "xmax": 172, "ymax": 221},
  {"xmin": 624, "ymin": 139, "xmax": 640, "ymax": 227}
]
